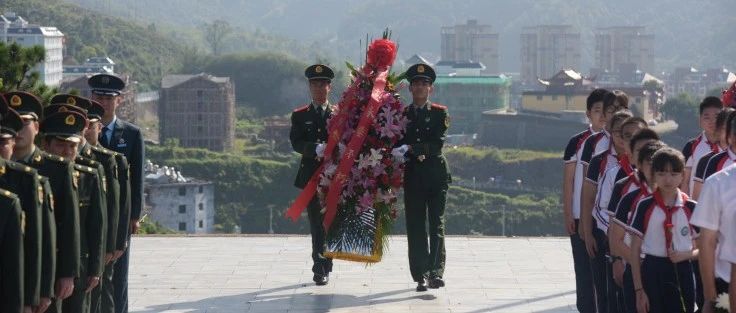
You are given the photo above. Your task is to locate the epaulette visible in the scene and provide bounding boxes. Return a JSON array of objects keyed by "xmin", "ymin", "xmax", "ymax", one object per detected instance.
[
  {"xmin": 431, "ymin": 103, "xmax": 447, "ymax": 110},
  {"xmin": 6, "ymin": 159, "xmax": 37, "ymax": 175},
  {"xmin": 73, "ymin": 164, "xmax": 96, "ymax": 175},
  {"xmin": 90, "ymin": 145, "xmax": 115, "ymax": 156},
  {"xmin": 39, "ymin": 150, "xmax": 70, "ymax": 165},
  {"xmin": 0, "ymin": 188, "xmax": 18, "ymax": 199},
  {"xmin": 76, "ymin": 156, "xmax": 100, "ymax": 167},
  {"xmin": 293, "ymin": 105, "xmax": 310, "ymax": 113}
]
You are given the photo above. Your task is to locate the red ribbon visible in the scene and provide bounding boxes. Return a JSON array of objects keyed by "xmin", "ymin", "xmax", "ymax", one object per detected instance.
[
  {"xmin": 619, "ymin": 155, "xmax": 633, "ymax": 177},
  {"xmin": 323, "ymin": 70, "xmax": 389, "ymax": 230},
  {"xmin": 285, "ymin": 67, "xmax": 391, "ymax": 231},
  {"xmin": 653, "ymin": 190, "xmax": 688, "ymax": 251}
]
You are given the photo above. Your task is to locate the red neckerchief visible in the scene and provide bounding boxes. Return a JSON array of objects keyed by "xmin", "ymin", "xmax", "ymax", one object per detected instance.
[
  {"xmin": 652, "ymin": 190, "xmax": 689, "ymax": 251},
  {"xmin": 619, "ymin": 155, "xmax": 633, "ymax": 177}
]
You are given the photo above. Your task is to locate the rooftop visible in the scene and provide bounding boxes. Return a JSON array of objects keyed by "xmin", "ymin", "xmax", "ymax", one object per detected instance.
[
  {"xmin": 435, "ymin": 76, "xmax": 511, "ymax": 86},
  {"xmin": 162, "ymin": 73, "xmax": 231, "ymax": 89},
  {"xmin": 129, "ymin": 236, "xmax": 576, "ymax": 313}
]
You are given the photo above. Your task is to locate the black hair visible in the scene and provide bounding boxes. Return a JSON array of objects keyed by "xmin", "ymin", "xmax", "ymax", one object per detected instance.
[
  {"xmin": 621, "ymin": 116, "xmax": 647, "ymax": 132},
  {"xmin": 651, "ymin": 147, "xmax": 685, "ymax": 174},
  {"xmin": 716, "ymin": 107, "xmax": 735, "ymax": 130},
  {"xmin": 608, "ymin": 110, "xmax": 633, "ymax": 131},
  {"xmin": 586, "ymin": 88, "xmax": 610, "ymax": 111},
  {"xmin": 603, "ymin": 90, "xmax": 629, "ymax": 111},
  {"xmin": 637, "ymin": 140, "xmax": 667, "ymax": 182},
  {"xmin": 728, "ymin": 110, "xmax": 736, "ymax": 140},
  {"xmin": 699, "ymin": 96, "xmax": 723, "ymax": 114},
  {"xmin": 628, "ymin": 128, "xmax": 660, "ymax": 153}
]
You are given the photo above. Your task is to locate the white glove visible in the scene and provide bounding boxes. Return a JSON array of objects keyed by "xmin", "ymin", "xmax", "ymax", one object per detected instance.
[
  {"xmin": 316, "ymin": 143, "xmax": 326, "ymax": 158},
  {"xmin": 391, "ymin": 144, "xmax": 409, "ymax": 159}
]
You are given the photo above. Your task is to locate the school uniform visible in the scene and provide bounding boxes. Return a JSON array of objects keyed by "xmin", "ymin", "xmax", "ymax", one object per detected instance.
[
  {"xmin": 629, "ymin": 191, "xmax": 697, "ymax": 313},
  {"xmin": 701, "ymin": 148, "xmax": 736, "ymax": 181},
  {"xmin": 587, "ymin": 149, "xmax": 628, "ymax": 313},
  {"xmin": 682, "ymin": 132, "xmax": 719, "ymax": 193},
  {"xmin": 691, "ymin": 163, "xmax": 736, "ymax": 295},
  {"xmin": 563, "ymin": 126, "xmax": 596, "ymax": 313},
  {"xmin": 692, "ymin": 150, "xmax": 719, "ymax": 189},
  {"xmin": 610, "ymin": 180, "xmax": 651, "ymax": 313}
]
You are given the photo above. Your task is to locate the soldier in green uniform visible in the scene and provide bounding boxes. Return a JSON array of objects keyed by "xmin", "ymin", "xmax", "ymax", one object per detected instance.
[
  {"xmin": 289, "ymin": 64, "xmax": 335, "ymax": 286},
  {"xmin": 4, "ymin": 91, "xmax": 81, "ymax": 313},
  {"xmin": 0, "ymin": 187, "xmax": 24, "ymax": 313},
  {"xmin": 50, "ymin": 95, "xmax": 121, "ymax": 313},
  {"xmin": 41, "ymin": 111, "xmax": 107, "ymax": 313},
  {"xmin": 6, "ymin": 91, "xmax": 60, "ymax": 313},
  {"xmin": 0, "ymin": 95, "xmax": 44, "ymax": 312},
  {"xmin": 0, "ymin": 108, "xmax": 25, "ymax": 313},
  {"xmin": 395, "ymin": 64, "xmax": 451, "ymax": 292}
]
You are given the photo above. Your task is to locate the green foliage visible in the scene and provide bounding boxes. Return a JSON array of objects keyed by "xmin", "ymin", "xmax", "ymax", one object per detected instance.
[
  {"xmin": 0, "ymin": 42, "xmax": 58, "ymax": 99},
  {"xmin": 445, "ymin": 186, "xmax": 562, "ymax": 236},
  {"xmin": 194, "ymin": 52, "xmax": 347, "ymax": 117},
  {"xmin": 661, "ymin": 93, "xmax": 700, "ymax": 135},
  {"xmin": 204, "ymin": 20, "xmax": 232, "ymax": 56},
  {"xmin": 4, "ymin": 0, "xmax": 187, "ymax": 91},
  {"xmin": 138, "ymin": 220, "xmax": 176, "ymax": 234}
]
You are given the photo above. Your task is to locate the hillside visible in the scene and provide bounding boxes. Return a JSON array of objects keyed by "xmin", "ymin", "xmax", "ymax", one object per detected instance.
[
  {"xmin": 64, "ymin": 0, "xmax": 736, "ymax": 72},
  {"xmin": 1, "ymin": 0, "xmax": 188, "ymax": 90}
]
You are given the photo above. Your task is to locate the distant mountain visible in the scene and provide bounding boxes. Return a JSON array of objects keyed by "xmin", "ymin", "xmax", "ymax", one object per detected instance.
[
  {"xmin": 63, "ymin": 0, "xmax": 736, "ymax": 73},
  {"xmin": 1, "ymin": 0, "xmax": 186, "ymax": 90}
]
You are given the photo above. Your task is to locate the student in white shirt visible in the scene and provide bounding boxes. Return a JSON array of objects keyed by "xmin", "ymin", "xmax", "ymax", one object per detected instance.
[
  {"xmin": 629, "ymin": 147, "xmax": 698, "ymax": 313},
  {"xmin": 562, "ymin": 88, "xmax": 610, "ymax": 313},
  {"xmin": 691, "ymin": 163, "xmax": 736, "ymax": 313},
  {"xmin": 681, "ymin": 97, "xmax": 723, "ymax": 195},
  {"xmin": 691, "ymin": 107, "xmax": 734, "ymax": 200}
]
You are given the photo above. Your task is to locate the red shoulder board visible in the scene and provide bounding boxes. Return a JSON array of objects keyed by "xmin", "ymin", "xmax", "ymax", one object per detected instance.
[
  {"xmin": 431, "ymin": 103, "xmax": 447, "ymax": 110},
  {"xmin": 293, "ymin": 105, "xmax": 310, "ymax": 113}
]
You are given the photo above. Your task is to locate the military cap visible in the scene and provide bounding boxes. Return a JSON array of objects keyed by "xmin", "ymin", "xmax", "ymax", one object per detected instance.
[
  {"xmin": 40, "ymin": 111, "xmax": 87, "ymax": 143},
  {"xmin": 88, "ymin": 74, "xmax": 125, "ymax": 96},
  {"xmin": 0, "ymin": 108, "xmax": 23, "ymax": 139},
  {"xmin": 49, "ymin": 94, "xmax": 104, "ymax": 121},
  {"xmin": 44, "ymin": 104, "xmax": 87, "ymax": 118},
  {"xmin": 405, "ymin": 63, "xmax": 436, "ymax": 84},
  {"xmin": 305, "ymin": 64, "xmax": 334, "ymax": 81},
  {"xmin": 3, "ymin": 91, "xmax": 44, "ymax": 120},
  {"xmin": 87, "ymin": 100, "xmax": 105, "ymax": 122}
]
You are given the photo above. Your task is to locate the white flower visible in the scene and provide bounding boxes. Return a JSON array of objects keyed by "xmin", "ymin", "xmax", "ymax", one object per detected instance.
[
  {"xmin": 715, "ymin": 292, "xmax": 730, "ymax": 311},
  {"xmin": 366, "ymin": 148, "xmax": 383, "ymax": 168}
]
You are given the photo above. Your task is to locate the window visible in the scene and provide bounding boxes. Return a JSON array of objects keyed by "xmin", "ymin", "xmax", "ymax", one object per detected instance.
[
  {"xmin": 199, "ymin": 220, "xmax": 204, "ymax": 228},
  {"xmin": 179, "ymin": 187, "xmax": 186, "ymax": 196},
  {"xmin": 198, "ymin": 186, "xmax": 204, "ymax": 193},
  {"xmin": 179, "ymin": 223, "xmax": 187, "ymax": 231},
  {"xmin": 179, "ymin": 205, "xmax": 186, "ymax": 213},
  {"xmin": 552, "ymin": 95, "xmax": 558, "ymax": 101},
  {"xmin": 199, "ymin": 203, "xmax": 204, "ymax": 211},
  {"xmin": 536, "ymin": 95, "xmax": 543, "ymax": 101}
]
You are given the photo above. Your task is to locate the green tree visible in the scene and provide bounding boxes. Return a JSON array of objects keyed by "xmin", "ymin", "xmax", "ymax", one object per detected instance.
[
  {"xmin": 662, "ymin": 93, "xmax": 699, "ymax": 135},
  {"xmin": 0, "ymin": 42, "xmax": 58, "ymax": 99},
  {"xmin": 204, "ymin": 20, "xmax": 232, "ymax": 56}
]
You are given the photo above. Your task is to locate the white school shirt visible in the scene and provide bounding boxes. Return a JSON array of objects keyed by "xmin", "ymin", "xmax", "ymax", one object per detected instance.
[
  {"xmin": 691, "ymin": 163, "xmax": 736, "ymax": 282},
  {"xmin": 682, "ymin": 132, "xmax": 719, "ymax": 193},
  {"xmin": 629, "ymin": 192, "xmax": 696, "ymax": 258}
]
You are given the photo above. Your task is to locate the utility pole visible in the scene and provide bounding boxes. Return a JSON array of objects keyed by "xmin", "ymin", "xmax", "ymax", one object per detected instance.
[
  {"xmin": 501, "ymin": 204, "xmax": 506, "ymax": 237},
  {"xmin": 268, "ymin": 206, "xmax": 274, "ymax": 234}
]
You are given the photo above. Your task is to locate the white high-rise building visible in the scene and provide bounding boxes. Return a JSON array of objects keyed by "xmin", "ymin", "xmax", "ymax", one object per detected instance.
[{"xmin": 1, "ymin": 12, "xmax": 64, "ymax": 87}]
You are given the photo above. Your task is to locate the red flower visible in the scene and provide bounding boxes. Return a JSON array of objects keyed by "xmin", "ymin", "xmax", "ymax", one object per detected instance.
[
  {"xmin": 367, "ymin": 39, "xmax": 397, "ymax": 70},
  {"xmin": 380, "ymin": 174, "xmax": 390, "ymax": 185}
]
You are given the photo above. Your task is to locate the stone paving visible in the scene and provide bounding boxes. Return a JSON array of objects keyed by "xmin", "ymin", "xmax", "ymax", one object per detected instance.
[{"xmin": 129, "ymin": 236, "xmax": 578, "ymax": 313}]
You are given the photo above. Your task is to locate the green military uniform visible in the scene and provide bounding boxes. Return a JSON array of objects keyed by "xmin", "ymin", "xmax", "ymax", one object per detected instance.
[
  {"xmin": 0, "ymin": 188, "xmax": 24, "ymax": 313},
  {"xmin": 39, "ymin": 111, "xmax": 107, "ymax": 313},
  {"xmin": 114, "ymin": 153, "xmax": 131, "ymax": 253},
  {"xmin": 0, "ymin": 158, "xmax": 43, "ymax": 307},
  {"xmin": 80, "ymin": 143, "xmax": 119, "ymax": 313},
  {"xmin": 64, "ymin": 163, "xmax": 106, "ymax": 313},
  {"xmin": 289, "ymin": 64, "xmax": 335, "ymax": 284},
  {"xmin": 2, "ymin": 93, "xmax": 46, "ymax": 307},
  {"xmin": 399, "ymin": 64, "xmax": 451, "ymax": 290},
  {"xmin": 38, "ymin": 177, "xmax": 57, "ymax": 301},
  {"xmin": 19, "ymin": 147, "xmax": 81, "ymax": 313}
]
